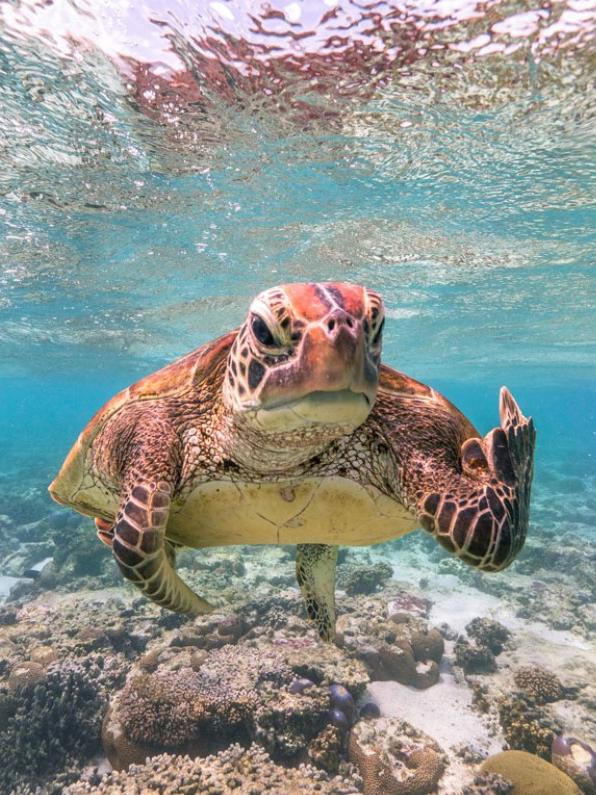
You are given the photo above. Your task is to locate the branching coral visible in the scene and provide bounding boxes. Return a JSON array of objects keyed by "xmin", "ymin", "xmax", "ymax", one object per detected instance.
[
  {"xmin": 454, "ymin": 618, "xmax": 510, "ymax": 675},
  {"xmin": 465, "ymin": 618, "xmax": 511, "ymax": 655},
  {"xmin": 64, "ymin": 743, "xmax": 361, "ymax": 794},
  {"xmin": 0, "ymin": 660, "xmax": 105, "ymax": 793},
  {"xmin": 513, "ymin": 665, "xmax": 563, "ymax": 703},
  {"xmin": 498, "ymin": 693, "xmax": 562, "ymax": 759},
  {"xmin": 338, "ymin": 562, "xmax": 394, "ymax": 595},
  {"xmin": 308, "ymin": 725, "xmax": 343, "ymax": 773}
]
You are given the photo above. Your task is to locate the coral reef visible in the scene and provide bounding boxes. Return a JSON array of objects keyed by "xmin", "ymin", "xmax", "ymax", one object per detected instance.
[
  {"xmin": 282, "ymin": 639, "xmax": 370, "ymax": 697},
  {"xmin": 308, "ymin": 725, "xmax": 343, "ymax": 773},
  {"xmin": 506, "ymin": 533, "xmax": 596, "ymax": 639},
  {"xmin": 462, "ymin": 773, "xmax": 514, "ymax": 794},
  {"xmin": 552, "ymin": 735, "xmax": 596, "ymax": 795},
  {"xmin": 338, "ymin": 562, "xmax": 394, "ymax": 596},
  {"xmin": 513, "ymin": 665, "xmax": 563, "ymax": 704},
  {"xmin": 254, "ymin": 684, "xmax": 329, "ymax": 759},
  {"xmin": 165, "ymin": 610, "xmax": 249, "ymax": 652},
  {"xmin": 454, "ymin": 638, "xmax": 497, "ymax": 674},
  {"xmin": 348, "ymin": 717, "xmax": 445, "ymax": 795},
  {"xmin": 105, "ymin": 646, "xmax": 287, "ymax": 766},
  {"xmin": 454, "ymin": 618, "xmax": 510, "ymax": 675},
  {"xmin": 481, "ymin": 750, "xmax": 582, "ymax": 794},
  {"xmin": 46, "ymin": 516, "xmax": 118, "ymax": 590},
  {"xmin": 498, "ymin": 693, "xmax": 562, "ymax": 759},
  {"xmin": 465, "ymin": 618, "xmax": 511, "ymax": 655},
  {"xmin": 0, "ymin": 593, "xmax": 160, "ymax": 679},
  {"xmin": 1, "ymin": 471, "xmax": 595, "ymax": 795},
  {"xmin": 118, "ymin": 668, "xmax": 256, "ymax": 747},
  {"xmin": 64, "ymin": 743, "xmax": 361, "ymax": 794},
  {"xmin": 0, "ymin": 659, "xmax": 105, "ymax": 793},
  {"xmin": 104, "ymin": 641, "xmax": 363, "ymax": 769},
  {"xmin": 335, "ymin": 600, "xmax": 444, "ymax": 689}
]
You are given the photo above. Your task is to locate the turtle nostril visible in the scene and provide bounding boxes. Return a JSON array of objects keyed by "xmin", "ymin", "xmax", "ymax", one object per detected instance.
[
  {"xmin": 327, "ymin": 318, "xmax": 336, "ymax": 331},
  {"xmin": 346, "ymin": 317, "xmax": 353, "ymax": 328}
]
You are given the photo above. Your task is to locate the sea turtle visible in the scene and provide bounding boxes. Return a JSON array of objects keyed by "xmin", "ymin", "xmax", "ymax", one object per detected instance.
[{"xmin": 49, "ymin": 282, "xmax": 535, "ymax": 640}]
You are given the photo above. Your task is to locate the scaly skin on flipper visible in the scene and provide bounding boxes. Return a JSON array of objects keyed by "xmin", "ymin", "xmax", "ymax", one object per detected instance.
[
  {"xmin": 379, "ymin": 383, "xmax": 535, "ymax": 572},
  {"xmin": 112, "ymin": 477, "xmax": 213, "ymax": 615},
  {"xmin": 296, "ymin": 544, "xmax": 338, "ymax": 641}
]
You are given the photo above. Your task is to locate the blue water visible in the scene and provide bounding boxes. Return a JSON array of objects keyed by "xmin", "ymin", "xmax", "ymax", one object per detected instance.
[
  {"xmin": 0, "ymin": 1, "xmax": 595, "ymax": 790},
  {"xmin": 0, "ymin": 1, "xmax": 594, "ymax": 549}
]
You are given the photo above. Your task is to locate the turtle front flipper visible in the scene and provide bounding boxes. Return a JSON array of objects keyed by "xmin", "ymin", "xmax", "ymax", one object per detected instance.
[
  {"xmin": 419, "ymin": 387, "xmax": 535, "ymax": 571},
  {"xmin": 112, "ymin": 480, "xmax": 214, "ymax": 615},
  {"xmin": 296, "ymin": 544, "xmax": 338, "ymax": 641}
]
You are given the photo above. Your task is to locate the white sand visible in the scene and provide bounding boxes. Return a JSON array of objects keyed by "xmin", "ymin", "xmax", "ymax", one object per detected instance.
[
  {"xmin": 366, "ymin": 662, "xmax": 502, "ymax": 753},
  {"xmin": 0, "ymin": 575, "xmax": 24, "ymax": 598}
]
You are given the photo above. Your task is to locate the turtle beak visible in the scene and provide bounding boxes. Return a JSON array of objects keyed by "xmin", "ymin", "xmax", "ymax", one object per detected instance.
[{"xmin": 260, "ymin": 312, "xmax": 378, "ymax": 410}]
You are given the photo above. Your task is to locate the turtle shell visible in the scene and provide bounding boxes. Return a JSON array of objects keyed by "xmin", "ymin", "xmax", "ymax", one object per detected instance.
[{"xmin": 48, "ymin": 331, "xmax": 236, "ymax": 512}]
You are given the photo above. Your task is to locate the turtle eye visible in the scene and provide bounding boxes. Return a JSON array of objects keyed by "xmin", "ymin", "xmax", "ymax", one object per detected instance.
[
  {"xmin": 251, "ymin": 314, "xmax": 276, "ymax": 347},
  {"xmin": 372, "ymin": 317, "xmax": 385, "ymax": 346}
]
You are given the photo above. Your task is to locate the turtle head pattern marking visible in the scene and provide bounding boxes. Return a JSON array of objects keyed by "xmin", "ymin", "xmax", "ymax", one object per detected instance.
[{"xmin": 223, "ymin": 282, "xmax": 384, "ymax": 435}]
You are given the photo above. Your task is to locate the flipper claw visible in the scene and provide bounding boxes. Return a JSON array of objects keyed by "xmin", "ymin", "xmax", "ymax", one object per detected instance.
[{"xmin": 499, "ymin": 385, "xmax": 524, "ymax": 429}]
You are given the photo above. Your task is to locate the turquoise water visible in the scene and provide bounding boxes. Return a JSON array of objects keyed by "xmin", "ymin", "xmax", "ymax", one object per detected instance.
[{"xmin": 0, "ymin": 1, "xmax": 595, "ymax": 792}]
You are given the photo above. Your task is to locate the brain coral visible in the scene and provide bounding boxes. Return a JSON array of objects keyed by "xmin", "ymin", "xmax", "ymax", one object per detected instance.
[
  {"xmin": 348, "ymin": 717, "xmax": 445, "ymax": 795},
  {"xmin": 481, "ymin": 750, "xmax": 582, "ymax": 794}
]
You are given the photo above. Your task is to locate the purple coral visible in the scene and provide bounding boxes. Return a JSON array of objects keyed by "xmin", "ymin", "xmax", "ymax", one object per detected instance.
[
  {"xmin": 328, "ymin": 708, "xmax": 350, "ymax": 732},
  {"xmin": 552, "ymin": 735, "xmax": 572, "ymax": 757},
  {"xmin": 329, "ymin": 684, "xmax": 355, "ymax": 724}
]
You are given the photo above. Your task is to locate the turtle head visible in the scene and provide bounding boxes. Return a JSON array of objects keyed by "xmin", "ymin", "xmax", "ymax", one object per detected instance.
[{"xmin": 223, "ymin": 282, "xmax": 384, "ymax": 435}]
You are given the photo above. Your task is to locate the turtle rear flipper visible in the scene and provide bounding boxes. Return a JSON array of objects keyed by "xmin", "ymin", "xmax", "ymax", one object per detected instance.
[
  {"xmin": 421, "ymin": 388, "xmax": 535, "ymax": 572},
  {"xmin": 296, "ymin": 544, "xmax": 338, "ymax": 641},
  {"xmin": 112, "ymin": 479, "xmax": 214, "ymax": 615}
]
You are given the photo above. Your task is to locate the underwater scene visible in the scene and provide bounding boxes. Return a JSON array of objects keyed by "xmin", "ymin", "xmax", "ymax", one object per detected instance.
[{"xmin": 0, "ymin": 1, "xmax": 594, "ymax": 793}]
